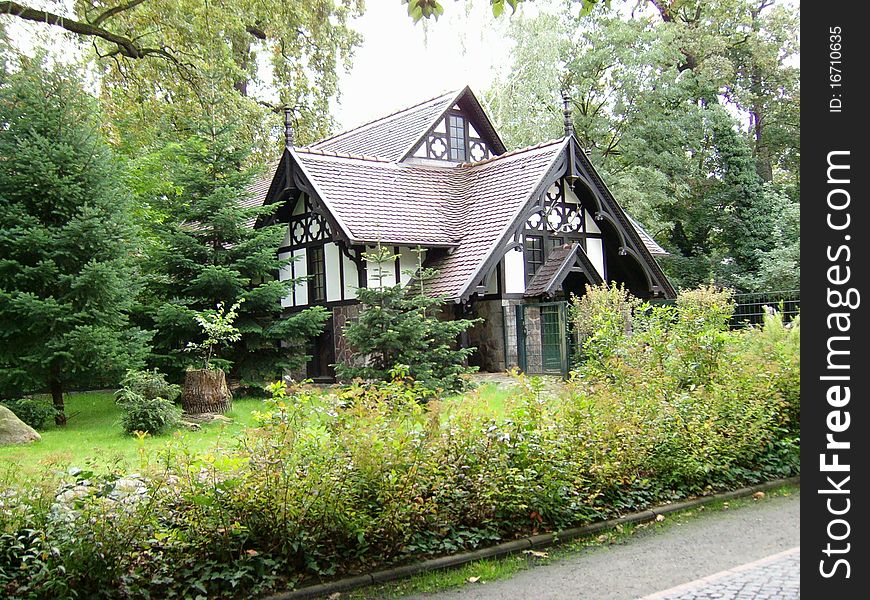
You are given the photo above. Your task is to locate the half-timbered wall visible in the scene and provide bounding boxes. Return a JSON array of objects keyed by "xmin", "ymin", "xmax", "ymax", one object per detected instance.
[
  {"xmin": 494, "ymin": 177, "xmax": 607, "ymax": 296},
  {"xmin": 409, "ymin": 106, "xmax": 494, "ymax": 164}
]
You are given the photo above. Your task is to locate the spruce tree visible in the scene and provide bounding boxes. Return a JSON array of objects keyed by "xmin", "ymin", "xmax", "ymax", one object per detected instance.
[
  {"xmin": 0, "ymin": 56, "xmax": 150, "ymax": 424},
  {"xmin": 140, "ymin": 123, "xmax": 327, "ymax": 386},
  {"xmin": 336, "ymin": 246, "xmax": 479, "ymax": 393}
]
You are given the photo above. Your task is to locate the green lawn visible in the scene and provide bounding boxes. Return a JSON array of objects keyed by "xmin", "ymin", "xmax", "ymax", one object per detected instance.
[
  {"xmin": 0, "ymin": 391, "xmax": 266, "ymax": 482},
  {"xmin": 0, "ymin": 382, "xmax": 515, "ymax": 483}
]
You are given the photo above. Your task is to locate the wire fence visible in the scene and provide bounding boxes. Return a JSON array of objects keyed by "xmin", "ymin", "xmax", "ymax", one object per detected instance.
[{"xmin": 731, "ymin": 290, "xmax": 800, "ymax": 328}]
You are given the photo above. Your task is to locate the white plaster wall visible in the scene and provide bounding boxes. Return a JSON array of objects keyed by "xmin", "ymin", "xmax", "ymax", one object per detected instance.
[
  {"xmin": 585, "ymin": 209, "xmax": 602, "ymax": 234},
  {"xmin": 484, "ymin": 267, "xmax": 499, "ymax": 295},
  {"xmin": 343, "ymin": 253, "xmax": 359, "ymax": 299},
  {"xmin": 398, "ymin": 247, "xmax": 423, "ymax": 286},
  {"xmin": 365, "ymin": 245, "xmax": 396, "ymax": 288},
  {"xmin": 278, "ymin": 251, "xmax": 294, "ymax": 308},
  {"xmin": 294, "ymin": 247, "xmax": 308, "ymax": 305},
  {"xmin": 324, "ymin": 242, "xmax": 342, "ymax": 302},
  {"xmin": 586, "ymin": 238, "xmax": 605, "ymax": 279},
  {"xmin": 292, "ymin": 195, "xmax": 305, "ymax": 216},
  {"xmin": 504, "ymin": 246, "xmax": 526, "ymax": 294}
]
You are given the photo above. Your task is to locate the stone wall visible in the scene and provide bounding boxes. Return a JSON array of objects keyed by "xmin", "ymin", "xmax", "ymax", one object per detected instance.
[
  {"xmin": 467, "ymin": 300, "xmax": 506, "ymax": 372},
  {"xmin": 332, "ymin": 303, "xmax": 363, "ymax": 371}
]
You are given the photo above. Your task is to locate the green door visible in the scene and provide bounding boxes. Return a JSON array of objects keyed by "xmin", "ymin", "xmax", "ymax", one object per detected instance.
[{"xmin": 540, "ymin": 305, "xmax": 563, "ymax": 374}]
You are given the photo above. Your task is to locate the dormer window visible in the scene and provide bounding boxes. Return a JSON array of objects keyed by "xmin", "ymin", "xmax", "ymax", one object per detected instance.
[
  {"xmin": 411, "ymin": 108, "xmax": 495, "ymax": 163},
  {"xmin": 448, "ymin": 114, "xmax": 467, "ymax": 161}
]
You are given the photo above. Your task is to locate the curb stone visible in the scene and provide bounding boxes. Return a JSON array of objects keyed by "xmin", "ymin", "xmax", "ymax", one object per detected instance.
[{"xmin": 262, "ymin": 475, "xmax": 800, "ymax": 600}]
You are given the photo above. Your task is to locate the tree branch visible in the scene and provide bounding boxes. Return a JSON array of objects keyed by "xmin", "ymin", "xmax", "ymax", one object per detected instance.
[
  {"xmin": 90, "ymin": 0, "xmax": 148, "ymax": 27},
  {"xmin": 2, "ymin": 1, "xmax": 148, "ymax": 58}
]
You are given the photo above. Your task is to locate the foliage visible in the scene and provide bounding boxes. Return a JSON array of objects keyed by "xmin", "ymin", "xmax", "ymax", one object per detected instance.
[
  {"xmin": 486, "ymin": 0, "xmax": 800, "ymax": 291},
  {"xmin": 185, "ymin": 301, "xmax": 244, "ymax": 371},
  {"xmin": 1, "ymin": 1, "xmax": 364, "ymax": 161},
  {"xmin": 0, "ymin": 398, "xmax": 55, "ymax": 431},
  {"xmin": 115, "ymin": 368, "xmax": 182, "ymax": 435},
  {"xmin": 570, "ymin": 282, "xmax": 641, "ymax": 369},
  {"xmin": 335, "ymin": 245, "xmax": 480, "ymax": 394},
  {"xmin": 0, "ymin": 54, "xmax": 151, "ymax": 424},
  {"xmin": 117, "ymin": 393, "xmax": 182, "ymax": 436},
  {"xmin": 0, "ymin": 292, "xmax": 799, "ymax": 597},
  {"xmin": 116, "ymin": 369, "xmax": 182, "ymax": 405},
  {"xmin": 136, "ymin": 122, "xmax": 328, "ymax": 386}
]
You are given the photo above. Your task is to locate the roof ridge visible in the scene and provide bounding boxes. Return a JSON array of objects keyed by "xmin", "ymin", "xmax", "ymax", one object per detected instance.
[
  {"xmin": 295, "ymin": 147, "xmax": 393, "ymax": 163},
  {"xmin": 311, "ymin": 88, "xmax": 461, "ymax": 149},
  {"xmin": 458, "ymin": 137, "xmax": 567, "ymax": 168}
]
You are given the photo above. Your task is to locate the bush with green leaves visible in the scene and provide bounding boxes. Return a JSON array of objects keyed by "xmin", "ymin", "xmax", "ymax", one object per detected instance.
[
  {"xmin": 0, "ymin": 398, "xmax": 56, "ymax": 430},
  {"xmin": 115, "ymin": 369, "xmax": 182, "ymax": 435},
  {"xmin": 336, "ymin": 245, "xmax": 480, "ymax": 394},
  {"xmin": 0, "ymin": 300, "xmax": 799, "ymax": 598}
]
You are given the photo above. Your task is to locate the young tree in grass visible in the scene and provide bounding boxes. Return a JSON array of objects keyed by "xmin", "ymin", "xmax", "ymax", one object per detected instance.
[
  {"xmin": 139, "ymin": 121, "xmax": 327, "ymax": 388},
  {"xmin": 336, "ymin": 246, "xmax": 479, "ymax": 393},
  {"xmin": 0, "ymin": 55, "xmax": 150, "ymax": 425}
]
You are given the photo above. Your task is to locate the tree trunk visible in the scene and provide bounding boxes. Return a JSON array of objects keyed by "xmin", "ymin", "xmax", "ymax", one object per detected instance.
[
  {"xmin": 49, "ymin": 365, "xmax": 66, "ymax": 426},
  {"xmin": 181, "ymin": 369, "xmax": 232, "ymax": 414}
]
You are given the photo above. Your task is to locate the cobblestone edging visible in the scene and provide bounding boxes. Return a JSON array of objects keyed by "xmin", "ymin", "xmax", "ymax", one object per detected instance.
[
  {"xmin": 637, "ymin": 546, "xmax": 800, "ymax": 600},
  {"xmin": 262, "ymin": 475, "xmax": 801, "ymax": 600}
]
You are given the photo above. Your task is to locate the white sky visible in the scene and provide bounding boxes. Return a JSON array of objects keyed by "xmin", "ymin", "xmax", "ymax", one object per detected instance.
[
  {"xmin": 4, "ymin": 0, "xmax": 797, "ymax": 135},
  {"xmin": 330, "ymin": 0, "xmax": 518, "ymax": 130}
]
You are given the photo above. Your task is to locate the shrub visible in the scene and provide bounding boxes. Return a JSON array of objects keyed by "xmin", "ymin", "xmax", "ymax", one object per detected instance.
[
  {"xmin": 117, "ymin": 393, "xmax": 181, "ymax": 435},
  {"xmin": 0, "ymin": 297, "xmax": 799, "ymax": 599},
  {"xmin": 0, "ymin": 398, "xmax": 56, "ymax": 430},
  {"xmin": 117, "ymin": 369, "xmax": 181, "ymax": 404},
  {"xmin": 335, "ymin": 245, "xmax": 480, "ymax": 394},
  {"xmin": 115, "ymin": 369, "xmax": 182, "ymax": 435}
]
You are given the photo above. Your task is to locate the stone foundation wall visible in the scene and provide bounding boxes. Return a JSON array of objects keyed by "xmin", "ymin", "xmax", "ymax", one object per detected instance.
[
  {"xmin": 467, "ymin": 300, "xmax": 507, "ymax": 372},
  {"xmin": 332, "ymin": 303, "xmax": 363, "ymax": 373}
]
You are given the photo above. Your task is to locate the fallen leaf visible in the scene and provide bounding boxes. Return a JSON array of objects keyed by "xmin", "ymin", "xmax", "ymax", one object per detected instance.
[
  {"xmin": 753, "ymin": 491, "xmax": 766, "ymax": 500},
  {"xmin": 467, "ymin": 576, "xmax": 481, "ymax": 583},
  {"xmin": 523, "ymin": 550, "xmax": 549, "ymax": 558},
  {"xmin": 245, "ymin": 549, "xmax": 259, "ymax": 557},
  {"xmin": 655, "ymin": 514, "xmax": 665, "ymax": 522}
]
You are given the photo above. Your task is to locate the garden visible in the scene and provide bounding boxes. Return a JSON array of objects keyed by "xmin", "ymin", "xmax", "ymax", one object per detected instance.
[{"xmin": 0, "ymin": 286, "xmax": 800, "ymax": 599}]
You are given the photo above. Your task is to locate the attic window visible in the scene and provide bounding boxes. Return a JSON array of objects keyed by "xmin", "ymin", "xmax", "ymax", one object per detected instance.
[{"xmin": 448, "ymin": 114, "xmax": 467, "ymax": 161}]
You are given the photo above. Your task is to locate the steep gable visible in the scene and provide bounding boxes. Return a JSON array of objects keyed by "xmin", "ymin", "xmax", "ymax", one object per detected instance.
[{"xmin": 308, "ymin": 87, "xmax": 506, "ymax": 163}]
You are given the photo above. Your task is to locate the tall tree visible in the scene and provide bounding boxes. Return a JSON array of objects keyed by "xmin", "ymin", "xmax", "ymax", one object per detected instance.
[
  {"xmin": 0, "ymin": 55, "xmax": 150, "ymax": 424},
  {"xmin": 485, "ymin": 1, "xmax": 799, "ymax": 291},
  {"xmin": 2, "ymin": 1, "xmax": 364, "ymax": 160},
  {"xmin": 139, "ymin": 121, "xmax": 328, "ymax": 387}
]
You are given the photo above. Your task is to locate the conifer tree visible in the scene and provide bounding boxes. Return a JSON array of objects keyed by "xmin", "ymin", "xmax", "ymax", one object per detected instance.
[
  {"xmin": 0, "ymin": 56, "xmax": 150, "ymax": 424},
  {"xmin": 140, "ymin": 123, "xmax": 327, "ymax": 386},
  {"xmin": 336, "ymin": 246, "xmax": 479, "ymax": 393}
]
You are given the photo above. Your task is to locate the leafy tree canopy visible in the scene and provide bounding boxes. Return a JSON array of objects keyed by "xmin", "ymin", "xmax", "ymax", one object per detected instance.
[
  {"xmin": 2, "ymin": 1, "xmax": 364, "ymax": 160},
  {"xmin": 485, "ymin": 0, "xmax": 799, "ymax": 291}
]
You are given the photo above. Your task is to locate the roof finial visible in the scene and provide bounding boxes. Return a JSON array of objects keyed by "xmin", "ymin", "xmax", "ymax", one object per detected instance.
[
  {"xmin": 283, "ymin": 106, "xmax": 294, "ymax": 149},
  {"xmin": 561, "ymin": 90, "xmax": 573, "ymax": 138}
]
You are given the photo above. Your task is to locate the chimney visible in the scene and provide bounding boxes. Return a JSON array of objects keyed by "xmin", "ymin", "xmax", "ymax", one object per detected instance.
[
  {"xmin": 283, "ymin": 106, "xmax": 294, "ymax": 149},
  {"xmin": 562, "ymin": 90, "xmax": 573, "ymax": 137}
]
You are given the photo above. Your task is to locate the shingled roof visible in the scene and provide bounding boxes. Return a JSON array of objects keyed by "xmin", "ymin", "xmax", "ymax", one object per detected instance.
[
  {"xmin": 244, "ymin": 85, "xmax": 674, "ymax": 300},
  {"xmin": 524, "ymin": 243, "xmax": 604, "ymax": 298},
  {"xmin": 283, "ymin": 139, "xmax": 568, "ymax": 300},
  {"xmin": 308, "ymin": 90, "xmax": 461, "ymax": 161}
]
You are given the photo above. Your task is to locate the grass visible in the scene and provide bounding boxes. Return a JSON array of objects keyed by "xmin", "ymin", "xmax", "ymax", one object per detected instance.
[
  {"xmin": 0, "ymin": 391, "xmax": 266, "ymax": 482},
  {"xmin": 0, "ymin": 381, "xmax": 515, "ymax": 483},
  {"xmin": 344, "ymin": 484, "xmax": 800, "ymax": 599}
]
